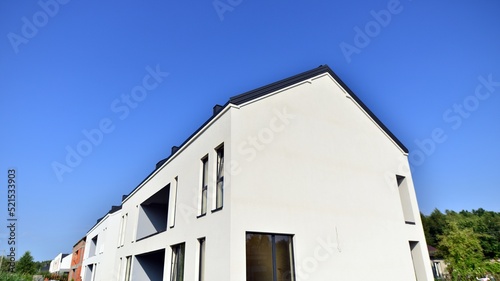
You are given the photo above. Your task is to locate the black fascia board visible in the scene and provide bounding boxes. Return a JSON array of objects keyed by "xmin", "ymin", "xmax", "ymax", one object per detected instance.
[
  {"xmin": 123, "ymin": 64, "xmax": 409, "ymax": 202},
  {"xmin": 228, "ymin": 64, "xmax": 408, "ymax": 153}
]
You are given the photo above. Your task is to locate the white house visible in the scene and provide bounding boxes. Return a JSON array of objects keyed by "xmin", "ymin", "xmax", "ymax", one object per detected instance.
[
  {"xmin": 49, "ymin": 253, "xmax": 72, "ymax": 275},
  {"xmin": 106, "ymin": 65, "xmax": 434, "ymax": 281},
  {"xmin": 81, "ymin": 206, "xmax": 122, "ymax": 281}
]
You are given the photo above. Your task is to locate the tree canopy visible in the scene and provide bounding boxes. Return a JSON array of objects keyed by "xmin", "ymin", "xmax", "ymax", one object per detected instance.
[
  {"xmin": 421, "ymin": 208, "xmax": 500, "ymax": 259},
  {"xmin": 15, "ymin": 251, "xmax": 36, "ymax": 275},
  {"xmin": 422, "ymin": 208, "xmax": 500, "ymax": 280}
]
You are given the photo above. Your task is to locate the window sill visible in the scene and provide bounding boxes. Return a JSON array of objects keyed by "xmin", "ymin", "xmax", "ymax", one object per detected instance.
[
  {"xmin": 405, "ymin": 221, "xmax": 416, "ymax": 225},
  {"xmin": 197, "ymin": 213, "xmax": 207, "ymax": 219},
  {"xmin": 211, "ymin": 207, "xmax": 223, "ymax": 213}
]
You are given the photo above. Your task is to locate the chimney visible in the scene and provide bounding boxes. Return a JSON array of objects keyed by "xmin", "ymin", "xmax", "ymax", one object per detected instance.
[{"xmin": 213, "ymin": 104, "xmax": 223, "ymax": 116}]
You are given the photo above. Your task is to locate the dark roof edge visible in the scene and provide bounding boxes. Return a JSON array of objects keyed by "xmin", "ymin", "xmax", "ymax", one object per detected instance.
[
  {"xmin": 229, "ymin": 64, "xmax": 408, "ymax": 153},
  {"xmin": 122, "ymin": 102, "xmax": 231, "ymax": 203},
  {"xmin": 72, "ymin": 236, "xmax": 86, "ymax": 248},
  {"xmin": 123, "ymin": 64, "xmax": 408, "ymax": 203},
  {"xmin": 86, "ymin": 205, "xmax": 123, "ymax": 235},
  {"xmin": 328, "ymin": 66, "xmax": 409, "ymax": 153}
]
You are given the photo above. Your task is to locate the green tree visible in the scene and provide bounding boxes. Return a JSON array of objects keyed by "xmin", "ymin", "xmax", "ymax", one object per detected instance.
[
  {"xmin": 15, "ymin": 251, "xmax": 36, "ymax": 275},
  {"xmin": 438, "ymin": 220, "xmax": 486, "ymax": 280},
  {"xmin": 424, "ymin": 208, "xmax": 447, "ymax": 247}
]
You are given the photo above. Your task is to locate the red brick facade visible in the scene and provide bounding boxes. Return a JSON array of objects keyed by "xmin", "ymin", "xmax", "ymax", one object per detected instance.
[{"xmin": 68, "ymin": 237, "xmax": 86, "ymax": 281}]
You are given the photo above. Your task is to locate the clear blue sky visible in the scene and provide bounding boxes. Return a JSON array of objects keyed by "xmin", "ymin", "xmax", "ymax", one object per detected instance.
[{"xmin": 1, "ymin": 0, "xmax": 499, "ymax": 261}]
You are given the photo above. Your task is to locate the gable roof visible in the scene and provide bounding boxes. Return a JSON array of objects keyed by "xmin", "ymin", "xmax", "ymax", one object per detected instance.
[
  {"xmin": 229, "ymin": 65, "xmax": 408, "ymax": 152},
  {"xmin": 122, "ymin": 64, "xmax": 408, "ymax": 202}
]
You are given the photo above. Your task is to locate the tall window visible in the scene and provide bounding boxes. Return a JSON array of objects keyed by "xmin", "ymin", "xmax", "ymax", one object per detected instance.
[
  {"xmin": 409, "ymin": 241, "xmax": 427, "ymax": 281},
  {"xmin": 396, "ymin": 175, "xmax": 415, "ymax": 224},
  {"xmin": 118, "ymin": 213, "xmax": 128, "ymax": 247},
  {"xmin": 90, "ymin": 235, "xmax": 98, "ymax": 257},
  {"xmin": 169, "ymin": 177, "xmax": 178, "ymax": 228},
  {"xmin": 171, "ymin": 243, "xmax": 185, "ymax": 281},
  {"xmin": 124, "ymin": 256, "xmax": 132, "ymax": 281},
  {"xmin": 246, "ymin": 233, "xmax": 295, "ymax": 281},
  {"xmin": 198, "ymin": 238, "xmax": 206, "ymax": 281},
  {"xmin": 215, "ymin": 145, "xmax": 224, "ymax": 209},
  {"xmin": 200, "ymin": 156, "xmax": 208, "ymax": 215}
]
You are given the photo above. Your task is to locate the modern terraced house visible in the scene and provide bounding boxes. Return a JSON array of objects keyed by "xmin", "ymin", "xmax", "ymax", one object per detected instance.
[{"xmin": 80, "ymin": 65, "xmax": 433, "ymax": 281}]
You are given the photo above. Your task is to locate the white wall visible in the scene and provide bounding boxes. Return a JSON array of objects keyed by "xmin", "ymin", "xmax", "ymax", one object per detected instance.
[
  {"xmin": 82, "ymin": 209, "xmax": 122, "ymax": 281},
  {"xmin": 60, "ymin": 254, "xmax": 72, "ymax": 272},
  {"xmin": 227, "ymin": 73, "xmax": 433, "ymax": 281}
]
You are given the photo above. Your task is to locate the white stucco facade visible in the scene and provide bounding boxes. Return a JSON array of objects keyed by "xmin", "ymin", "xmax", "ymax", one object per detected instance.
[
  {"xmin": 49, "ymin": 253, "xmax": 72, "ymax": 274},
  {"xmin": 81, "ymin": 207, "xmax": 122, "ymax": 281},
  {"xmin": 107, "ymin": 65, "xmax": 434, "ymax": 281}
]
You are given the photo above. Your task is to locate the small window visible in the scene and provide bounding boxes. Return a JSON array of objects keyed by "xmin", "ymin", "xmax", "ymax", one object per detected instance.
[
  {"xmin": 215, "ymin": 145, "xmax": 224, "ymax": 209},
  {"xmin": 171, "ymin": 243, "xmax": 185, "ymax": 281},
  {"xmin": 396, "ymin": 175, "xmax": 415, "ymax": 224},
  {"xmin": 198, "ymin": 238, "xmax": 206, "ymax": 281},
  {"xmin": 246, "ymin": 233, "xmax": 295, "ymax": 281},
  {"xmin": 200, "ymin": 156, "xmax": 209, "ymax": 215}
]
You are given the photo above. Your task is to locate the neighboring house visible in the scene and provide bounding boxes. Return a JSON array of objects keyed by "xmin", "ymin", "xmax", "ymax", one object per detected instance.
[
  {"xmin": 49, "ymin": 253, "xmax": 72, "ymax": 275},
  {"xmin": 68, "ymin": 237, "xmax": 86, "ymax": 281},
  {"xmin": 428, "ymin": 245, "xmax": 447, "ymax": 279},
  {"xmin": 81, "ymin": 206, "xmax": 122, "ymax": 281},
  {"xmin": 108, "ymin": 65, "xmax": 435, "ymax": 281}
]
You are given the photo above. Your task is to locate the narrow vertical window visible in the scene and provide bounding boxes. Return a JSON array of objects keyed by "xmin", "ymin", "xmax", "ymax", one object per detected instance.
[
  {"xmin": 91, "ymin": 264, "xmax": 97, "ymax": 281},
  {"xmin": 124, "ymin": 256, "xmax": 132, "ymax": 281},
  {"xmin": 215, "ymin": 145, "xmax": 224, "ymax": 209},
  {"xmin": 117, "ymin": 257, "xmax": 122, "ymax": 281},
  {"xmin": 171, "ymin": 243, "xmax": 185, "ymax": 281},
  {"xmin": 409, "ymin": 241, "xmax": 426, "ymax": 281},
  {"xmin": 200, "ymin": 156, "xmax": 208, "ymax": 215},
  {"xmin": 246, "ymin": 233, "xmax": 295, "ymax": 281},
  {"xmin": 90, "ymin": 236, "xmax": 98, "ymax": 257},
  {"xmin": 119, "ymin": 213, "xmax": 128, "ymax": 246},
  {"xmin": 396, "ymin": 175, "xmax": 415, "ymax": 224},
  {"xmin": 198, "ymin": 238, "xmax": 206, "ymax": 281},
  {"xmin": 169, "ymin": 177, "xmax": 178, "ymax": 228}
]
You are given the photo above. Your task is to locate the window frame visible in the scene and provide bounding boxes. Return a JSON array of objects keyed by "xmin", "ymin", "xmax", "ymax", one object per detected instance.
[
  {"xmin": 214, "ymin": 144, "xmax": 224, "ymax": 211},
  {"xmin": 170, "ymin": 243, "xmax": 186, "ymax": 281},
  {"xmin": 246, "ymin": 232, "xmax": 296, "ymax": 281},
  {"xmin": 198, "ymin": 238, "xmax": 206, "ymax": 281},
  {"xmin": 199, "ymin": 156, "xmax": 209, "ymax": 216},
  {"xmin": 124, "ymin": 256, "xmax": 132, "ymax": 281}
]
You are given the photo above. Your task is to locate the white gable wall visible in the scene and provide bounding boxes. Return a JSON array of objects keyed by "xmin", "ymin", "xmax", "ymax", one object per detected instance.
[{"xmin": 228, "ymin": 73, "xmax": 433, "ymax": 280}]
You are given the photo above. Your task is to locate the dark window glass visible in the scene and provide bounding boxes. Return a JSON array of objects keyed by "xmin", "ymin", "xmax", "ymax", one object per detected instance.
[{"xmin": 246, "ymin": 233, "xmax": 295, "ymax": 281}]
